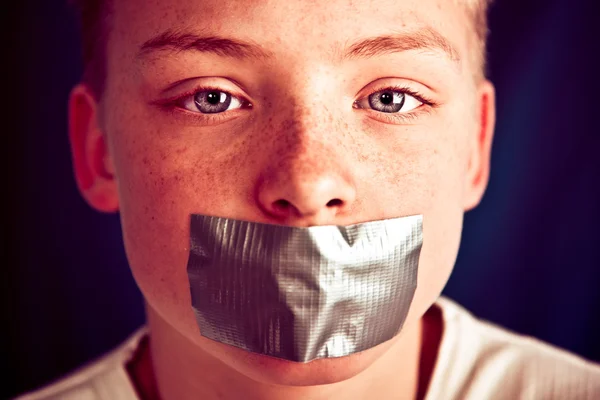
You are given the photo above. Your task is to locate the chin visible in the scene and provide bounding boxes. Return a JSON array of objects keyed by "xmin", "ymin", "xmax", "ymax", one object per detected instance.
[{"xmin": 200, "ymin": 335, "xmax": 395, "ymax": 386}]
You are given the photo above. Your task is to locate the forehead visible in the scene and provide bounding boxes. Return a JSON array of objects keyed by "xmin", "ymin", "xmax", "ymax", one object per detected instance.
[{"xmin": 110, "ymin": 0, "xmax": 471, "ymax": 65}]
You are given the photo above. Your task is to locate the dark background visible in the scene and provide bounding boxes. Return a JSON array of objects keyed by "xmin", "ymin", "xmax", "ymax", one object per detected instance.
[{"xmin": 4, "ymin": 0, "xmax": 600, "ymax": 398}]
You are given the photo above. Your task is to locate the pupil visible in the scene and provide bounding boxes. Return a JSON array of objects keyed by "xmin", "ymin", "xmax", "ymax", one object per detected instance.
[
  {"xmin": 380, "ymin": 92, "xmax": 393, "ymax": 105},
  {"xmin": 207, "ymin": 92, "xmax": 220, "ymax": 105}
]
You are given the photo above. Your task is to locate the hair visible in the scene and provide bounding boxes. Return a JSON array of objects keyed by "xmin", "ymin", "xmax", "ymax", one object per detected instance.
[
  {"xmin": 461, "ymin": 0, "xmax": 495, "ymax": 80},
  {"xmin": 70, "ymin": 0, "xmax": 494, "ymax": 98},
  {"xmin": 70, "ymin": 0, "xmax": 112, "ymax": 98}
]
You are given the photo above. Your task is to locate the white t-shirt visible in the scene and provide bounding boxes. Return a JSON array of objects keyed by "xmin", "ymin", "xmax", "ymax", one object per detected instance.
[{"xmin": 16, "ymin": 297, "xmax": 600, "ymax": 400}]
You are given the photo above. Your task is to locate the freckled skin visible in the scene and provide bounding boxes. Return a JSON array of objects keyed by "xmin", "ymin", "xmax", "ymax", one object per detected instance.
[{"xmin": 71, "ymin": 0, "xmax": 495, "ymax": 398}]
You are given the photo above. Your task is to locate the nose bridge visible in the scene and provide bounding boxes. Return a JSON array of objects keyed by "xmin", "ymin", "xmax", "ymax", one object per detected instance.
[
  {"xmin": 276, "ymin": 103, "xmax": 338, "ymax": 168},
  {"xmin": 255, "ymin": 100, "xmax": 357, "ymax": 224},
  {"xmin": 268, "ymin": 64, "xmax": 344, "ymax": 151}
]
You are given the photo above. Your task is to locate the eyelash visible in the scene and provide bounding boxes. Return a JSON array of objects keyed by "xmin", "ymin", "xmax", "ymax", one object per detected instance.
[
  {"xmin": 354, "ymin": 85, "xmax": 439, "ymax": 124},
  {"xmin": 153, "ymin": 85, "xmax": 252, "ymax": 126},
  {"xmin": 155, "ymin": 84, "xmax": 438, "ymax": 125}
]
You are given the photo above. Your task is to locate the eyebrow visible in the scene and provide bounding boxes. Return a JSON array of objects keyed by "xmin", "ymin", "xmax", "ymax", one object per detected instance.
[
  {"xmin": 343, "ymin": 27, "xmax": 460, "ymax": 63},
  {"xmin": 139, "ymin": 30, "xmax": 272, "ymax": 60},
  {"xmin": 138, "ymin": 27, "xmax": 460, "ymax": 63}
]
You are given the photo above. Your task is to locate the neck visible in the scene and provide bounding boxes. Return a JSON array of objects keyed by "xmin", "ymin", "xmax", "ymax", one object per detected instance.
[{"xmin": 137, "ymin": 303, "xmax": 438, "ymax": 400}]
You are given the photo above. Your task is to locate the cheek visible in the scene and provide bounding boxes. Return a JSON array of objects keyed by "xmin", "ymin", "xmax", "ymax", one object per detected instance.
[
  {"xmin": 408, "ymin": 131, "xmax": 469, "ymax": 322},
  {"xmin": 369, "ymin": 123, "xmax": 469, "ymax": 323},
  {"xmin": 115, "ymin": 140, "xmax": 201, "ymax": 333},
  {"xmin": 368, "ymin": 122, "xmax": 468, "ymax": 215},
  {"xmin": 107, "ymin": 118, "xmax": 256, "ymax": 337}
]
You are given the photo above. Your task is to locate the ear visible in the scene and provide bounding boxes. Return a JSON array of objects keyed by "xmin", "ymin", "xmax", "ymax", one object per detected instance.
[
  {"xmin": 68, "ymin": 84, "xmax": 119, "ymax": 212},
  {"xmin": 463, "ymin": 80, "xmax": 496, "ymax": 211}
]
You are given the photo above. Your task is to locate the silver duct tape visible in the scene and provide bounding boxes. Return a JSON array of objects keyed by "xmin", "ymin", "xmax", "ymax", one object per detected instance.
[{"xmin": 187, "ymin": 214, "xmax": 423, "ymax": 362}]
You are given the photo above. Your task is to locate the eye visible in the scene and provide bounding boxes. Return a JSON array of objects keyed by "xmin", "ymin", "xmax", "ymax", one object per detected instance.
[
  {"xmin": 355, "ymin": 89, "xmax": 423, "ymax": 114},
  {"xmin": 182, "ymin": 90, "xmax": 244, "ymax": 114}
]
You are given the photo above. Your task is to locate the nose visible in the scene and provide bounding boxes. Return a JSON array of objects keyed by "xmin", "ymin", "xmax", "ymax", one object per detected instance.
[{"xmin": 256, "ymin": 154, "xmax": 357, "ymax": 225}]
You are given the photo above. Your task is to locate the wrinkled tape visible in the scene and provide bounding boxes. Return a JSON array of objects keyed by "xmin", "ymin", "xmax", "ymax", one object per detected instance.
[{"xmin": 187, "ymin": 214, "xmax": 423, "ymax": 362}]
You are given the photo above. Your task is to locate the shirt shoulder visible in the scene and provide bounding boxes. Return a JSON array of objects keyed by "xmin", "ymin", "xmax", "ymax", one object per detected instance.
[
  {"xmin": 15, "ymin": 328, "xmax": 147, "ymax": 400},
  {"xmin": 427, "ymin": 297, "xmax": 600, "ymax": 400}
]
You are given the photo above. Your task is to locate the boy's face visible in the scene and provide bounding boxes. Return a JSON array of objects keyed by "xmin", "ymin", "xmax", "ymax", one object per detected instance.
[{"xmin": 72, "ymin": 0, "xmax": 494, "ymax": 386}]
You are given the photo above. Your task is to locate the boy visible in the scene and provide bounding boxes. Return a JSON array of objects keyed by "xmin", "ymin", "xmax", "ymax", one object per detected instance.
[{"xmin": 18, "ymin": 0, "xmax": 600, "ymax": 399}]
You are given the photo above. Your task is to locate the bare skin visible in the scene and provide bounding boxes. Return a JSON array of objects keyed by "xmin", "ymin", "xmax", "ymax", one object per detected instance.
[{"xmin": 69, "ymin": 0, "xmax": 495, "ymax": 398}]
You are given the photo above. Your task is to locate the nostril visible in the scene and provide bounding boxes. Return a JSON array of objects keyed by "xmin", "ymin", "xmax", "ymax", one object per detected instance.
[
  {"xmin": 274, "ymin": 199, "xmax": 292, "ymax": 210},
  {"xmin": 326, "ymin": 199, "xmax": 343, "ymax": 207}
]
